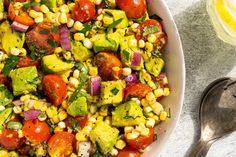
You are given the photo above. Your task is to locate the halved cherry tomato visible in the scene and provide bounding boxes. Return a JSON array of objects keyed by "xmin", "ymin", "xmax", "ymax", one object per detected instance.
[
  {"xmin": 115, "ymin": 147, "xmax": 141, "ymax": 157},
  {"xmin": 8, "ymin": 3, "xmax": 35, "ymax": 26},
  {"xmin": 64, "ymin": 116, "xmax": 88, "ymax": 130},
  {"xmin": 124, "ymin": 83, "xmax": 152, "ymax": 100},
  {"xmin": 0, "ymin": 129, "xmax": 24, "ymax": 150},
  {"xmin": 42, "ymin": 74, "xmax": 67, "ymax": 106},
  {"xmin": 16, "ymin": 56, "xmax": 40, "ymax": 68},
  {"xmin": 94, "ymin": 52, "xmax": 122, "ymax": 81},
  {"xmin": 72, "ymin": 0, "xmax": 96, "ymax": 22},
  {"xmin": 48, "ymin": 132, "xmax": 75, "ymax": 157},
  {"xmin": 125, "ymin": 127, "xmax": 154, "ymax": 150},
  {"xmin": 22, "ymin": 119, "xmax": 51, "ymax": 145},
  {"xmin": 116, "ymin": 0, "xmax": 146, "ymax": 19},
  {"xmin": 38, "ymin": 23, "xmax": 60, "ymax": 42}
]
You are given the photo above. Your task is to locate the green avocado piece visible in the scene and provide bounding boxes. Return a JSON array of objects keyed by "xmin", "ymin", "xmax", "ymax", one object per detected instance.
[
  {"xmin": 10, "ymin": 66, "xmax": 39, "ymax": 96},
  {"xmin": 0, "ymin": 85, "xmax": 13, "ymax": 106},
  {"xmin": 104, "ymin": 9, "xmax": 128, "ymax": 29},
  {"xmin": 2, "ymin": 27, "xmax": 25, "ymax": 54},
  {"xmin": 71, "ymin": 41, "xmax": 93, "ymax": 62},
  {"xmin": 100, "ymin": 80, "xmax": 123, "ymax": 105},
  {"xmin": 112, "ymin": 100, "xmax": 145, "ymax": 127},
  {"xmin": 145, "ymin": 57, "xmax": 164, "ymax": 77},
  {"xmin": 90, "ymin": 121, "xmax": 119, "ymax": 154},
  {"xmin": 0, "ymin": 0, "xmax": 4, "ymax": 14},
  {"xmin": 41, "ymin": 0, "xmax": 56, "ymax": 10},
  {"xmin": 42, "ymin": 54, "xmax": 74, "ymax": 73},
  {"xmin": 67, "ymin": 97, "xmax": 88, "ymax": 117},
  {"xmin": 0, "ymin": 107, "xmax": 12, "ymax": 130},
  {"xmin": 0, "ymin": 21, "xmax": 10, "ymax": 49}
]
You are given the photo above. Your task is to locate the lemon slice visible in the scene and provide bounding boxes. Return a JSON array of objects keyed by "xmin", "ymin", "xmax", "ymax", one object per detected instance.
[{"xmin": 215, "ymin": 0, "xmax": 236, "ymax": 31}]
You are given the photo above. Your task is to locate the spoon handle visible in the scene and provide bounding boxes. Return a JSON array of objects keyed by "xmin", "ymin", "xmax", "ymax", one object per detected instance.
[{"xmin": 188, "ymin": 139, "xmax": 215, "ymax": 157}]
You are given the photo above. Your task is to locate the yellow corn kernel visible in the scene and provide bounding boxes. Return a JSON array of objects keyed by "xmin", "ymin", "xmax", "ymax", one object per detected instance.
[
  {"xmin": 143, "ymin": 72, "xmax": 151, "ymax": 82},
  {"xmin": 52, "ymin": 116, "xmax": 60, "ymax": 124},
  {"xmin": 46, "ymin": 108, "xmax": 53, "ymax": 118},
  {"xmin": 60, "ymin": 4, "xmax": 69, "ymax": 13},
  {"xmin": 154, "ymin": 88, "xmax": 164, "ymax": 98},
  {"xmin": 138, "ymin": 39, "xmax": 145, "ymax": 48},
  {"xmin": 124, "ymin": 126, "xmax": 134, "ymax": 133},
  {"xmin": 0, "ymin": 63, "xmax": 4, "ymax": 72},
  {"xmin": 74, "ymin": 21, "xmax": 84, "ymax": 31},
  {"xmin": 147, "ymin": 80, "xmax": 157, "ymax": 90},
  {"xmin": 59, "ymin": 12, "xmax": 68, "ymax": 24},
  {"xmin": 54, "ymin": 126, "xmax": 63, "ymax": 133},
  {"xmin": 146, "ymin": 118, "xmax": 155, "ymax": 128},
  {"xmin": 146, "ymin": 92, "xmax": 155, "ymax": 102},
  {"xmin": 19, "ymin": 48, "xmax": 27, "ymax": 56},
  {"xmin": 70, "ymin": 153, "xmax": 77, "ymax": 157},
  {"xmin": 115, "ymin": 139, "xmax": 126, "ymax": 150},
  {"xmin": 35, "ymin": 0, "xmax": 41, "ymax": 2},
  {"xmin": 54, "ymin": 47, "xmax": 63, "ymax": 53},
  {"xmin": 40, "ymin": 4, "xmax": 49, "ymax": 13},
  {"xmin": 141, "ymin": 98, "xmax": 149, "ymax": 107},
  {"xmin": 18, "ymin": 130, "xmax": 24, "ymax": 138},
  {"xmin": 68, "ymin": 3, "xmax": 75, "ymax": 11},
  {"xmin": 20, "ymin": 94, "xmax": 30, "ymax": 102},
  {"xmin": 62, "ymin": 100, "xmax": 68, "ymax": 109},
  {"xmin": 102, "ymin": 15, "xmax": 113, "ymax": 25},
  {"xmin": 163, "ymin": 88, "xmax": 170, "ymax": 96},
  {"xmin": 96, "ymin": 116, "xmax": 103, "ymax": 122},
  {"xmin": 76, "ymin": 131, "xmax": 88, "ymax": 142},
  {"xmin": 160, "ymin": 111, "xmax": 167, "ymax": 121},
  {"xmin": 45, "ymin": 12, "xmax": 56, "ymax": 22},
  {"xmin": 145, "ymin": 42, "xmax": 153, "ymax": 52},
  {"xmin": 128, "ymin": 38, "xmax": 138, "ymax": 48},
  {"xmin": 33, "ymin": 101, "xmax": 43, "ymax": 110},
  {"xmin": 74, "ymin": 33, "xmax": 85, "ymax": 41},
  {"xmin": 58, "ymin": 110, "xmax": 67, "ymax": 121},
  {"xmin": 162, "ymin": 76, "xmax": 168, "ymax": 85},
  {"xmin": 29, "ymin": 10, "xmax": 41, "ymax": 18},
  {"xmin": 0, "ymin": 150, "xmax": 8, "ymax": 156},
  {"xmin": 61, "ymin": 75, "xmax": 68, "ymax": 83},
  {"xmin": 89, "ymin": 67, "xmax": 98, "ymax": 76},
  {"xmin": 36, "ymin": 145, "xmax": 46, "ymax": 157},
  {"xmin": 69, "ymin": 77, "xmax": 79, "ymax": 88},
  {"xmin": 147, "ymin": 34, "xmax": 157, "ymax": 43}
]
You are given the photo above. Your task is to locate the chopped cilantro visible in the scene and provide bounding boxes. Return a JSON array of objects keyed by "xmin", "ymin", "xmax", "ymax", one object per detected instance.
[
  {"xmin": 121, "ymin": 50, "xmax": 130, "ymax": 61},
  {"xmin": 107, "ymin": 18, "xmax": 123, "ymax": 32},
  {"xmin": 79, "ymin": 23, "xmax": 93, "ymax": 34},
  {"xmin": 3, "ymin": 56, "xmax": 19, "ymax": 76},
  {"xmin": 40, "ymin": 29, "xmax": 50, "ymax": 35},
  {"xmin": 75, "ymin": 62, "xmax": 88, "ymax": 74},
  {"xmin": 51, "ymin": 26, "xmax": 59, "ymax": 34},
  {"xmin": 23, "ymin": 1, "xmax": 37, "ymax": 10},
  {"xmin": 154, "ymin": 133, "xmax": 158, "ymax": 141},
  {"xmin": 152, "ymin": 48, "xmax": 162, "ymax": 58},
  {"xmin": 143, "ymin": 26, "xmax": 159, "ymax": 36},
  {"xmin": 29, "ymin": 44, "xmax": 36, "ymax": 60},
  {"xmin": 71, "ymin": 119, "xmax": 80, "ymax": 132},
  {"xmin": 167, "ymin": 108, "xmax": 171, "ymax": 118},
  {"xmin": 47, "ymin": 39, "xmax": 58, "ymax": 48},
  {"xmin": 110, "ymin": 87, "xmax": 119, "ymax": 95}
]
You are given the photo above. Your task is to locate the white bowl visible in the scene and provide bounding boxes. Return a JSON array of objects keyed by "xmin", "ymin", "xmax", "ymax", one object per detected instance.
[{"xmin": 143, "ymin": 0, "xmax": 185, "ymax": 156}]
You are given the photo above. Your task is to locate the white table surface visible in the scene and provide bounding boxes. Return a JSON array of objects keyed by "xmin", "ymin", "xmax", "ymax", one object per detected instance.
[{"xmin": 160, "ymin": 0, "xmax": 236, "ymax": 157}]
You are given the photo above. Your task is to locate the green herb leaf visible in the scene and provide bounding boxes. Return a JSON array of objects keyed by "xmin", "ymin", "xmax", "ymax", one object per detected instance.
[
  {"xmin": 40, "ymin": 29, "xmax": 50, "ymax": 35},
  {"xmin": 134, "ymin": 12, "xmax": 148, "ymax": 23},
  {"xmin": 107, "ymin": 18, "xmax": 123, "ymax": 32},
  {"xmin": 75, "ymin": 62, "xmax": 88, "ymax": 74},
  {"xmin": 47, "ymin": 39, "xmax": 58, "ymax": 48},
  {"xmin": 51, "ymin": 26, "xmax": 59, "ymax": 34},
  {"xmin": 121, "ymin": 50, "xmax": 130, "ymax": 61},
  {"xmin": 150, "ymin": 14, "xmax": 163, "ymax": 22},
  {"xmin": 29, "ymin": 44, "xmax": 36, "ymax": 60},
  {"xmin": 3, "ymin": 56, "xmax": 19, "ymax": 76},
  {"xmin": 23, "ymin": 1, "xmax": 37, "ymax": 10},
  {"xmin": 154, "ymin": 133, "xmax": 158, "ymax": 141},
  {"xmin": 91, "ymin": 142, "xmax": 106, "ymax": 157},
  {"xmin": 79, "ymin": 23, "xmax": 92, "ymax": 34},
  {"xmin": 110, "ymin": 87, "xmax": 119, "ymax": 95},
  {"xmin": 152, "ymin": 48, "xmax": 162, "ymax": 58},
  {"xmin": 143, "ymin": 26, "xmax": 159, "ymax": 36},
  {"xmin": 167, "ymin": 108, "xmax": 171, "ymax": 118},
  {"xmin": 71, "ymin": 119, "xmax": 80, "ymax": 131}
]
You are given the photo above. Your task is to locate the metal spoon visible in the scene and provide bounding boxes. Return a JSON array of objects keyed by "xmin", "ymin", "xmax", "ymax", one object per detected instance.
[{"xmin": 189, "ymin": 77, "xmax": 236, "ymax": 157}]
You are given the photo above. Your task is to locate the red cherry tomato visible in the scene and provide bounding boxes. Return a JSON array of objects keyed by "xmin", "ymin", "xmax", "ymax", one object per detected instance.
[
  {"xmin": 116, "ymin": 0, "xmax": 146, "ymax": 19},
  {"xmin": 64, "ymin": 116, "xmax": 88, "ymax": 130},
  {"xmin": 22, "ymin": 119, "xmax": 51, "ymax": 145},
  {"xmin": 42, "ymin": 74, "xmax": 67, "ymax": 106},
  {"xmin": 124, "ymin": 83, "xmax": 152, "ymax": 100},
  {"xmin": 0, "ymin": 129, "xmax": 24, "ymax": 150},
  {"xmin": 72, "ymin": 0, "xmax": 96, "ymax": 22},
  {"xmin": 0, "ymin": 73, "xmax": 10, "ymax": 87},
  {"xmin": 115, "ymin": 147, "xmax": 141, "ymax": 157},
  {"xmin": 48, "ymin": 132, "xmax": 75, "ymax": 157},
  {"xmin": 16, "ymin": 56, "xmax": 40, "ymax": 68},
  {"xmin": 125, "ymin": 127, "xmax": 155, "ymax": 149}
]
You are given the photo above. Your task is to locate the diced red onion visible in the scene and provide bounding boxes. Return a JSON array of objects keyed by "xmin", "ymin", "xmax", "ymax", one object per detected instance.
[
  {"xmin": 90, "ymin": 76, "xmax": 101, "ymax": 96},
  {"xmin": 153, "ymin": 72, "xmax": 166, "ymax": 82},
  {"xmin": 24, "ymin": 109, "xmax": 41, "ymax": 120},
  {"xmin": 125, "ymin": 72, "xmax": 139, "ymax": 85},
  {"xmin": 59, "ymin": 25, "xmax": 71, "ymax": 50},
  {"xmin": 131, "ymin": 52, "xmax": 142, "ymax": 66},
  {"xmin": 11, "ymin": 21, "xmax": 29, "ymax": 32}
]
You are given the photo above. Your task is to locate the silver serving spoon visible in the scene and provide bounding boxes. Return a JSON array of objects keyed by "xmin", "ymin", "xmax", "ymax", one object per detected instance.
[{"xmin": 189, "ymin": 77, "xmax": 236, "ymax": 157}]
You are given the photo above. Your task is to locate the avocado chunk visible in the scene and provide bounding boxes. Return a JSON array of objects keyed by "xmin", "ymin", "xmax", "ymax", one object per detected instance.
[
  {"xmin": 100, "ymin": 80, "xmax": 123, "ymax": 105},
  {"xmin": 10, "ymin": 66, "xmax": 39, "ymax": 96},
  {"xmin": 0, "ymin": 107, "xmax": 12, "ymax": 130},
  {"xmin": 90, "ymin": 121, "xmax": 119, "ymax": 154},
  {"xmin": 0, "ymin": 0, "xmax": 4, "ymax": 16},
  {"xmin": 41, "ymin": 0, "xmax": 56, "ymax": 10},
  {"xmin": 71, "ymin": 41, "xmax": 93, "ymax": 62},
  {"xmin": 93, "ymin": 32, "xmax": 122, "ymax": 53},
  {"xmin": 2, "ymin": 27, "xmax": 25, "ymax": 54},
  {"xmin": 0, "ymin": 21, "xmax": 10, "ymax": 49},
  {"xmin": 42, "ymin": 54, "xmax": 74, "ymax": 73},
  {"xmin": 145, "ymin": 57, "xmax": 164, "ymax": 77},
  {"xmin": 112, "ymin": 101, "xmax": 145, "ymax": 127},
  {"xmin": 67, "ymin": 97, "xmax": 88, "ymax": 117},
  {"xmin": 0, "ymin": 85, "xmax": 13, "ymax": 106},
  {"xmin": 104, "ymin": 9, "xmax": 128, "ymax": 29}
]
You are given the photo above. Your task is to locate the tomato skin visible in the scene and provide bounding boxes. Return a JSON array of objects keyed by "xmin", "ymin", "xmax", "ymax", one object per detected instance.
[
  {"xmin": 125, "ymin": 127, "xmax": 155, "ymax": 149},
  {"xmin": 116, "ymin": 0, "xmax": 146, "ymax": 19},
  {"xmin": 16, "ymin": 56, "xmax": 40, "ymax": 68},
  {"xmin": 0, "ymin": 73, "xmax": 10, "ymax": 87},
  {"xmin": 42, "ymin": 74, "xmax": 67, "ymax": 106},
  {"xmin": 0, "ymin": 129, "xmax": 24, "ymax": 150},
  {"xmin": 22, "ymin": 119, "xmax": 51, "ymax": 145},
  {"xmin": 124, "ymin": 83, "xmax": 152, "ymax": 100},
  {"xmin": 94, "ymin": 52, "xmax": 122, "ymax": 81},
  {"xmin": 115, "ymin": 147, "xmax": 141, "ymax": 157},
  {"xmin": 48, "ymin": 132, "xmax": 75, "ymax": 157},
  {"xmin": 64, "ymin": 116, "xmax": 88, "ymax": 130},
  {"xmin": 72, "ymin": 0, "xmax": 96, "ymax": 22}
]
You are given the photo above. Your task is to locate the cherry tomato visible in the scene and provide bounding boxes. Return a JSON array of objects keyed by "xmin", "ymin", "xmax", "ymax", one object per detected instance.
[
  {"xmin": 48, "ymin": 132, "xmax": 75, "ymax": 157},
  {"xmin": 42, "ymin": 74, "xmax": 67, "ymax": 106},
  {"xmin": 64, "ymin": 116, "xmax": 88, "ymax": 130},
  {"xmin": 116, "ymin": 0, "xmax": 146, "ymax": 19},
  {"xmin": 72, "ymin": 0, "xmax": 96, "ymax": 22},
  {"xmin": 115, "ymin": 147, "xmax": 141, "ymax": 157},
  {"xmin": 18, "ymin": 144, "xmax": 32, "ymax": 155},
  {"xmin": 0, "ymin": 129, "xmax": 24, "ymax": 150},
  {"xmin": 136, "ymin": 19, "xmax": 167, "ymax": 50},
  {"xmin": 16, "ymin": 56, "xmax": 40, "ymax": 68},
  {"xmin": 22, "ymin": 119, "xmax": 51, "ymax": 145},
  {"xmin": 125, "ymin": 127, "xmax": 154, "ymax": 149},
  {"xmin": 0, "ymin": 73, "xmax": 10, "ymax": 87},
  {"xmin": 94, "ymin": 52, "xmax": 122, "ymax": 81},
  {"xmin": 124, "ymin": 83, "xmax": 152, "ymax": 100},
  {"xmin": 8, "ymin": 3, "xmax": 35, "ymax": 26}
]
